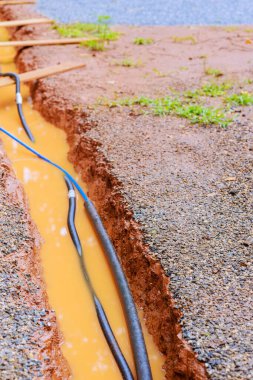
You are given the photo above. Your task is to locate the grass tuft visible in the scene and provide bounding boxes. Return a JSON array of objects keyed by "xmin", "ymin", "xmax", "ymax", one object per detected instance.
[
  {"xmin": 175, "ymin": 104, "xmax": 230, "ymax": 127},
  {"xmin": 101, "ymin": 95, "xmax": 231, "ymax": 127},
  {"xmin": 133, "ymin": 37, "xmax": 154, "ymax": 45},
  {"xmin": 205, "ymin": 67, "xmax": 223, "ymax": 77},
  {"xmin": 184, "ymin": 82, "xmax": 233, "ymax": 99},
  {"xmin": 225, "ymin": 91, "xmax": 253, "ymax": 106},
  {"xmin": 53, "ymin": 15, "xmax": 119, "ymax": 51}
]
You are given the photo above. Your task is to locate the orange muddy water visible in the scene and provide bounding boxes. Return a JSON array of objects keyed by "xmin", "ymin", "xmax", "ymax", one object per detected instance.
[{"xmin": 0, "ymin": 28, "xmax": 165, "ymax": 379}]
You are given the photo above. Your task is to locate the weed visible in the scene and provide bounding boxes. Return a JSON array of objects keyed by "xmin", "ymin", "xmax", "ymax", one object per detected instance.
[
  {"xmin": 200, "ymin": 82, "xmax": 232, "ymax": 97},
  {"xmin": 244, "ymin": 78, "xmax": 253, "ymax": 84},
  {"xmin": 81, "ymin": 40, "xmax": 106, "ymax": 51},
  {"xmin": 115, "ymin": 58, "xmax": 143, "ymax": 67},
  {"xmin": 183, "ymin": 90, "xmax": 200, "ymax": 100},
  {"xmin": 53, "ymin": 15, "xmax": 119, "ymax": 51},
  {"xmin": 205, "ymin": 67, "xmax": 223, "ymax": 77},
  {"xmin": 172, "ymin": 35, "xmax": 197, "ymax": 44},
  {"xmin": 184, "ymin": 82, "xmax": 232, "ymax": 99},
  {"xmin": 102, "ymin": 95, "xmax": 231, "ymax": 127},
  {"xmin": 133, "ymin": 37, "xmax": 154, "ymax": 45},
  {"xmin": 53, "ymin": 22, "xmax": 98, "ymax": 37},
  {"xmin": 175, "ymin": 104, "xmax": 231, "ymax": 127},
  {"xmin": 225, "ymin": 91, "xmax": 253, "ymax": 106},
  {"xmin": 244, "ymin": 28, "xmax": 253, "ymax": 33}
]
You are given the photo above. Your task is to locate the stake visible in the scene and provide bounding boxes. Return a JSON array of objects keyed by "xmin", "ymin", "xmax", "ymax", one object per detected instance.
[
  {"xmin": 0, "ymin": 18, "xmax": 53, "ymax": 27},
  {"xmin": 0, "ymin": 0, "xmax": 36, "ymax": 5},
  {"xmin": 0, "ymin": 62, "xmax": 85, "ymax": 88},
  {"xmin": 0, "ymin": 37, "xmax": 98, "ymax": 47}
]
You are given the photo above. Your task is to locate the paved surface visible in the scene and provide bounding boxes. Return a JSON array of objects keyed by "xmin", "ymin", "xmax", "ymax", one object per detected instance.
[{"xmin": 37, "ymin": 0, "xmax": 253, "ymax": 25}]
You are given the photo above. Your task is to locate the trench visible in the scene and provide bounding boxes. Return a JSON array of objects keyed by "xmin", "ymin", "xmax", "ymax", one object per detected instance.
[{"xmin": 0, "ymin": 27, "xmax": 165, "ymax": 379}]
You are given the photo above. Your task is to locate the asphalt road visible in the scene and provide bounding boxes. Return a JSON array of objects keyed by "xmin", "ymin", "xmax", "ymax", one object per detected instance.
[{"xmin": 37, "ymin": 0, "xmax": 253, "ymax": 25}]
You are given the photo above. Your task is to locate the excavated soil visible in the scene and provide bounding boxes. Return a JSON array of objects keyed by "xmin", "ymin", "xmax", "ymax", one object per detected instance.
[
  {"xmin": 1, "ymin": 3, "xmax": 253, "ymax": 380},
  {"xmin": 0, "ymin": 144, "xmax": 70, "ymax": 379}
]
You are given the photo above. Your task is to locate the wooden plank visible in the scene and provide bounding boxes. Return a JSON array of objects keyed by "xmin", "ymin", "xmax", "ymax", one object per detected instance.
[
  {"xmin": 0, "ymin": 37, "xmax": 98, "ymax": 47},
  {"xmin": 0, "ymin": 18, "xmax": 53, "ymax": 27},
  {"xmin": 0, "ymin": 1, "xmax": 36, "ymax": 5},
  {"xmin": 0, "ymin": 62, "xmax": 85, "ymax": 88}
]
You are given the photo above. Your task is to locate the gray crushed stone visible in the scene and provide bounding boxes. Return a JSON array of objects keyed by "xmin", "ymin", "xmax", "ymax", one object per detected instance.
[
  {"xmin": 37, "ymin": 0, "xmax": 253, "ymax": 26},
  {"xmin": 86, "ymin": 109, "xmax": 253, "ymax": 379},
  {"xmin": 0, "ymin": 162, "xmax": 52, "ymax": 380}
]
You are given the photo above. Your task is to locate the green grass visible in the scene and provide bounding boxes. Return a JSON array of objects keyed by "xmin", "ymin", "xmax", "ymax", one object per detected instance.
[
  {"xmin": 175, "ymin": 104, "xmax": 230, "ymax": 127},
  {"xmin": 81, "ymin": 40, "xmax": 106, "ymax": 51},
  {"xmin": 133, "ymin": 37, "xmax": 154, "ymax": 45},
  {"xmin": 53, "ymin": 15, "xmax": 119, "ymax": 51},
  {"xmin": 102, "ymin": 95, "xmax": 231, "ymax": 127},
  {"xmin": 225, "ymin": 91, "xmax": 253, "ymax": 106},
  {"xmin": 184, "ymin": 82, "xmax": 233, "ymax": 99},
  {"xmin": 244, "ymin": 78, "xmax": 253, "ymax": 85},
  {"xmin": 205, "ymin": 67, "xmax": 223, "ymax": 77},
  {"xmin": 200, "ymin": 82, "xmax": 232, "ymax": 96}
]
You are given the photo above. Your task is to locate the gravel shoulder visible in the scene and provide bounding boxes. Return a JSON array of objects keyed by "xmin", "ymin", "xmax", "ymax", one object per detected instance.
[{"xmin": 1, "ymin": 4, "xmax": 253, "ymax": 380}]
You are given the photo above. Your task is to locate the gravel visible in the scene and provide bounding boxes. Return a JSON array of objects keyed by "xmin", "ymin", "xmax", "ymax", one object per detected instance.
[
  {"xmin": 86, "ymin": 108, "xmax": 253, "ymax": 379},
  {"xmin": 37, "ymin": 0, "xmax": 253, "ymax": 25}
]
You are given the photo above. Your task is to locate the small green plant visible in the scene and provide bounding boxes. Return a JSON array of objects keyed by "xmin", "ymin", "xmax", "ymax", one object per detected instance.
[
  {"xmin": 101, "ymin": 95, "xmax": 231, "ymax": 127},
  {"xmin": 172, "ymin": 35, "xmax": 197, "ymax": 44},
  {"xmin": 184, "ymin": 82, "xmax": 232, "ymax": 99},
  {"xmin": 175, "ymin": 104, "xmax": 231, "ymax": 127},
  {"xmin": 244, "ymin": 78, "xmax": 253, "ymax": 84},
  {"xmin": 205, "ymin": 67, "xmax": 223, "ymax": 77},
  {"xmin": 53, "ymin": 15, "xmax": 119, "ymax": 51},
  {"xmin": 81, "ymin": 40, "xmax": 106, "ymax": 51},
  {"xmin": 200, "ymin": 82, "xmax": 232, "ymax": 97},
  {"xmin": 225, "ymin": 91, "xmax": 253, "ymax": 106},
  {"xmin": 133, "ymin": 37, "xmax": 154, "ymax": 45},
  {"xmin": 115, "ymin": 58, "xmax": 143, "ymax": 67}
]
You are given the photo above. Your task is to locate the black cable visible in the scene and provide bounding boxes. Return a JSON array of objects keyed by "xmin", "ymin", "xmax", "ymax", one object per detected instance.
[
  {"xmin": 1, "ymin": 127, "xmax": 152, "ymax": 380},
  {"xmin": 64, "ymin": 176, "xmax": 134, "ymax": 380},
  {"xmin": 0, "ymin": 72, "xmax": 35, "ymax": 142},
  {"xmin": 84, "ymin": 199, "xmax": 153, "ymax": 380}
]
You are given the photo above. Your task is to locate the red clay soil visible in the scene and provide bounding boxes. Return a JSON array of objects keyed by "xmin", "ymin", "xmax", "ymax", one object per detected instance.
[
  {"xmin": 0, "ymin": 144, "xmax": 70, "ymax": 379},
  {"xmin": 1, "ymin": 4, "xmax": 253, "ymax": 380}
]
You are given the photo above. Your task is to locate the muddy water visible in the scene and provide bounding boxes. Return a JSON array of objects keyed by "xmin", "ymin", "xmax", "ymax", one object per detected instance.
[{"xmin": 0, "ymin": 28, "xmax": 164, "ymax": 379}]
